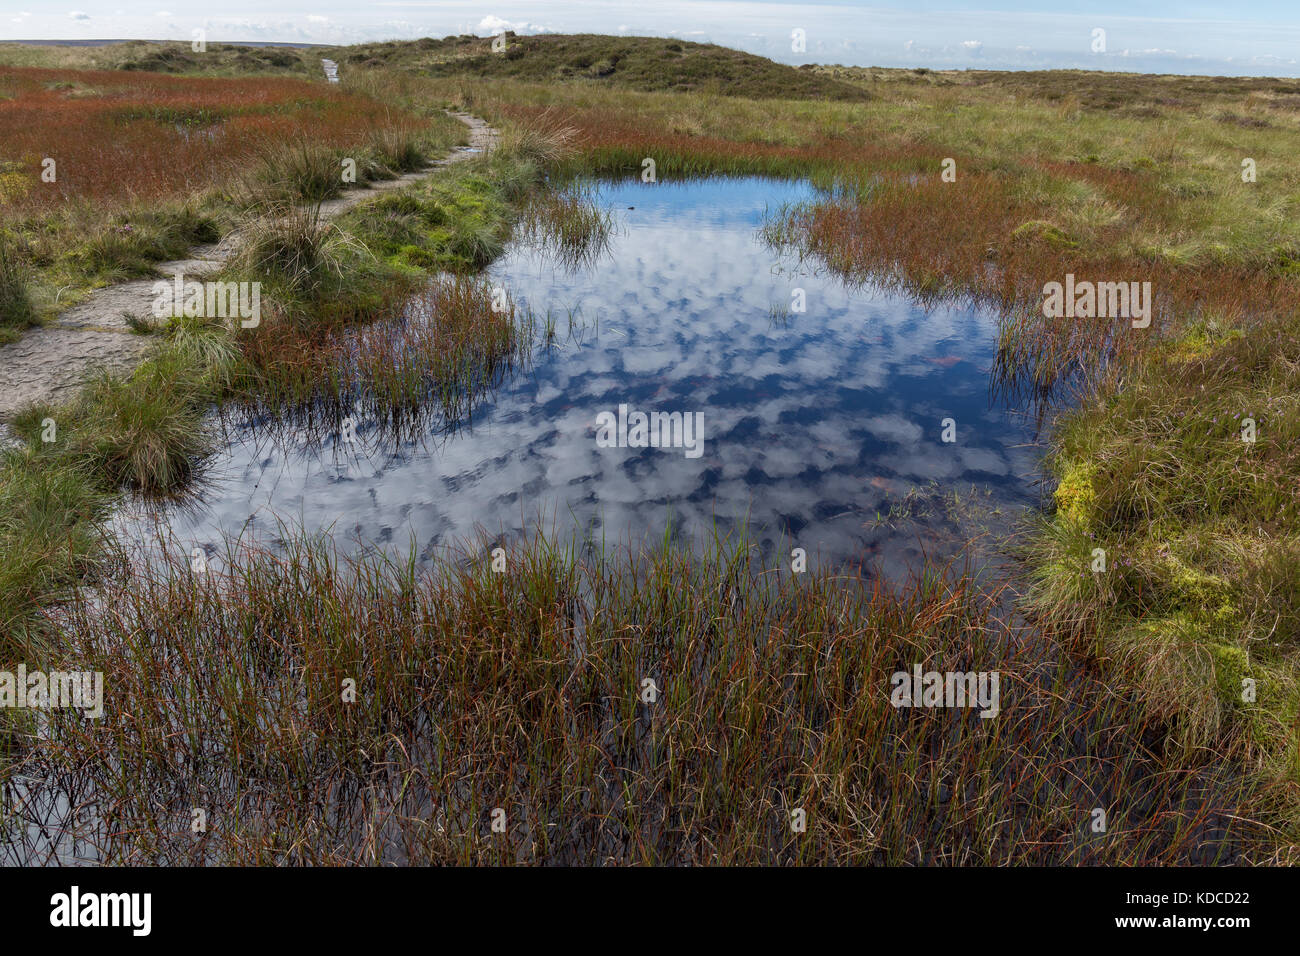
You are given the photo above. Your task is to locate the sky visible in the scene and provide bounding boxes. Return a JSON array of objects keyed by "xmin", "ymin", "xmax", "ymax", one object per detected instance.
[{"xmin": 3, "ymin": 1, "xmax": 1300, "ymax": 76}]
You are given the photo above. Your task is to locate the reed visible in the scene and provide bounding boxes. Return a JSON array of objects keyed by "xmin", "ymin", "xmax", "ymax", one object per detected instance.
[{"xmin": 3, "ymin": 526, "xmax": 1280, "ymax": 865}]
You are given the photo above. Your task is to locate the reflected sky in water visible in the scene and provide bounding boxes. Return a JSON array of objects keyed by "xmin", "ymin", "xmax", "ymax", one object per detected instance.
[{"xmin": 116, "ymin": 176, "xmax": 1047, "ymax": 575}]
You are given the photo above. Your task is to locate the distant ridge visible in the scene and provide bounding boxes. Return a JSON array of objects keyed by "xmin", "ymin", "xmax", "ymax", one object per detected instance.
[{"xmin": 5, "ymin": 38, "xmax": 322, "ymax": 48}]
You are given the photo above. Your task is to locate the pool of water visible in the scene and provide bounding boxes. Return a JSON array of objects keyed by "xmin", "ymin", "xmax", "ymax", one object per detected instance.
[{"xmin": 114, "ymin": 176, "xmax": 1047, "ymax": 574}]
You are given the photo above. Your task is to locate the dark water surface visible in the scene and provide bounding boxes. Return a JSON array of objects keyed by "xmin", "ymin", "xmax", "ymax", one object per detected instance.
[{"xmin": 115, "ymin": 176, "xmax": 1047, "ymax": 574}]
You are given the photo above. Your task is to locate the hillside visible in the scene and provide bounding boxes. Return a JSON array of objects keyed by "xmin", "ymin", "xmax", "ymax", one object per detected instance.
[
  {"xmin": 0, "ymin": 34, "xmax": 870, "ymax": 102},
  {"xmin": 342, "ymin": 34, "xmax": 869, "ymax": 101},
  {"xmin": 0, "ymin": 39, "xmax": 321, "ymax": 75}
]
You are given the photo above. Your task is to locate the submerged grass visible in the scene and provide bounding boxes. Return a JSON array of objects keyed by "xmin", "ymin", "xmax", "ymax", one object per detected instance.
[
  {"xmin": 3, "ymin": 527, "xmax": 1282, "ymax": 865},
  {"xmin": 238, "ymin": 274, "xmax": 532, "ymax": 443},
  {"xmin": 5, "ymin": 49, "xmax": 1298, "ymax": 863},
  {"xmin": 0, "ymin": 112, "xmax": 578, "ymax": 659},
  {"xmin": 515, "ymin": 184, "xmax": 616, "ymax": 270}
]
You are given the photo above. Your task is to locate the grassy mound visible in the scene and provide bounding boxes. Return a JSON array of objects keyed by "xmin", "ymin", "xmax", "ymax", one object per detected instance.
[
  {"xmin": 1025, "ymin": 313, "xmax": 1300, "ymax": 804},
  {"xmin": 339, "ymin": 34, "xmax": 870, "ymax": 101}
]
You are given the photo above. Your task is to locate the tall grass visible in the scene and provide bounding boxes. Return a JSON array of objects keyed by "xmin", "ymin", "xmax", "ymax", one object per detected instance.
[
  {"xmin": 226, "ymin": 206, "xmax": 353, "ymax": 302},
  {"xmin": 1021, "ymin": 313, "xmax": 1300, "ymax": 804},
  {"xmin": 238, "ymin": 274, "xmax": 531, "ymax": 439},
  {"xmin": 2, "ymin": 527, "xmax": 1280, "ymax": 865},
  {"xmin": 0, "ymin": 231, "xmax": 37, "ymax": 340},
  {"xmin": 245, "ymin": 136, "xmax": 347, "ymax": 206},
  {"xmin": 71, "ymin": 352, "xmax": 215, "ymax": 493},
  {"xmin": 516, "ymin": 185, "xmax": 615, "ymax": 270},
  {"xmin": 0, "ymin": 64, "xmax": 452, "ymax": 309}
]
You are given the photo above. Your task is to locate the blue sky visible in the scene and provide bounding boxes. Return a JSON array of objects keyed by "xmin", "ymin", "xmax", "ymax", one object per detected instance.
[{"xmin": 3, "ymin": 1, "xmax": 1298, "ymax": 76}]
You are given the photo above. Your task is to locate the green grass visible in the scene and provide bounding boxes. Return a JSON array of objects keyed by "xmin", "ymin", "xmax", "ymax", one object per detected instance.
[
  {"xmin": 0, "ymin": 336, "xmax": 220, "ymax": 656},
  {"xmin": 0, "ymin": 120, "xmax": 570, "ymax": 658},
  {"xmin": 339, "ymin": 33, "xmax": 871, "ymax": 101},
  {"xmin": 0, "ymin": 41, "xmax": 322, "ymax": 76},
  {"xmin": 0, "ymin": 230, "xmax": 38, "ymax": 341},
  {"xmin": 1023, "ymin": 313, "xmax": 1300, "ymax": 813},
  {"xmin": 69, "ymin": 205, "xmax": 222, "ymax": 281},
  {"xmin": 0, "ymin": 444, "xmax": 108, "ymax": 645}
]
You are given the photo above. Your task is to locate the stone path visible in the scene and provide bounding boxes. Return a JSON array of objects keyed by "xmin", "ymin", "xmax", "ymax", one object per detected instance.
[{"xmin": 0, "ymin": 112, "xmax": 498, "ymax": 423}]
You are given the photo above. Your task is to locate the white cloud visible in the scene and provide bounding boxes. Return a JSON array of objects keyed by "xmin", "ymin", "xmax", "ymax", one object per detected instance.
[
  {"xmin": 67, "ymin": 10, "xmax": 90, "ymax": 20},
  {"xmin": 476, "ymin": 14, "xmax": 554, "ymax": 37}
]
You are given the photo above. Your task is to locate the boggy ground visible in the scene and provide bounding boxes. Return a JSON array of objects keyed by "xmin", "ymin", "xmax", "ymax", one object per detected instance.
[
  {"xmin": 416, "ymin": 50, "xmax": 1300, "ymax": 853},
  {"xmin": 0, "ymin": 112, "xmax": 495, "ymax": 419},
  {"xmin": 1, "ymin": 37, "xmax": 1297, "ymax": 865}
]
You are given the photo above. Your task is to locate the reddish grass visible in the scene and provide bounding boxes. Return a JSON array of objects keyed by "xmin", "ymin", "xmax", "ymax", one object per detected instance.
[
  {"xmin": 496, "ymin": 100, "xmax": 1300, "ymax": 344},
  {"xmin": 0, "ymin": 66, "xmax": 424, "ymax": 213}
]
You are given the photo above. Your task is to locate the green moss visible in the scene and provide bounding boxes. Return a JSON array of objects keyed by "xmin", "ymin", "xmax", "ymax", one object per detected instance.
[
  {"xmin": 1027, "ymin": 307, "xmax": 1300, "ymax": 810},
  {"xmin": 1053, "ymin": 460, "xmax": 1097, "ymax": 532},
  {"xmin": 340, "ymin": 164, "xmax": 513, "ymax": 276},
  {"xmin": 1208, "ymin": 642, "xmax": 1249, "ymax": 709},
  {"xmin": 1163, "ymin": 321, "xmax": 1244, "ymax": 364}
]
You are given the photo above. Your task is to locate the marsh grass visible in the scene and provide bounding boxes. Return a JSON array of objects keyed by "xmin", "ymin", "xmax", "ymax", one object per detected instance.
[
  {"xmin": 238, "ymin": 274, "xmax": 532, "ymax": 440},
  {"xmin": 0, "ymin": 332, "xmax": 235, "ymax": 651},
  {"xmin": 2, "ymin": 526, "xmax": 1282, "ymax": 865},
  {"xmin": 245, "ymin": 136, "xmax": 347, "ymax": 206},
  {"xmin": 1022, "ymin": 313, "xmax": 1300, "ymax": 808},
  {"xmin": 0, "ymin": 231, "xmax": 37, "ymax": 342},
  {"xmin": 0, "ymin": 65, "xmax": 463, "ymax": 315},
  {"xmin": 7, "ymin": 57, "xmax": 1295, "ymax": 863},
  {"xmin": 515, "ymin": 185, "xmax": 615, "ymax": 270}
]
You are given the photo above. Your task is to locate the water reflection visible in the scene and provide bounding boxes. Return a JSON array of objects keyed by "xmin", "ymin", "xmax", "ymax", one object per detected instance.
[{"xmin": 115, "ymin": 177, "xmax": 1047, "ymax": 575}]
